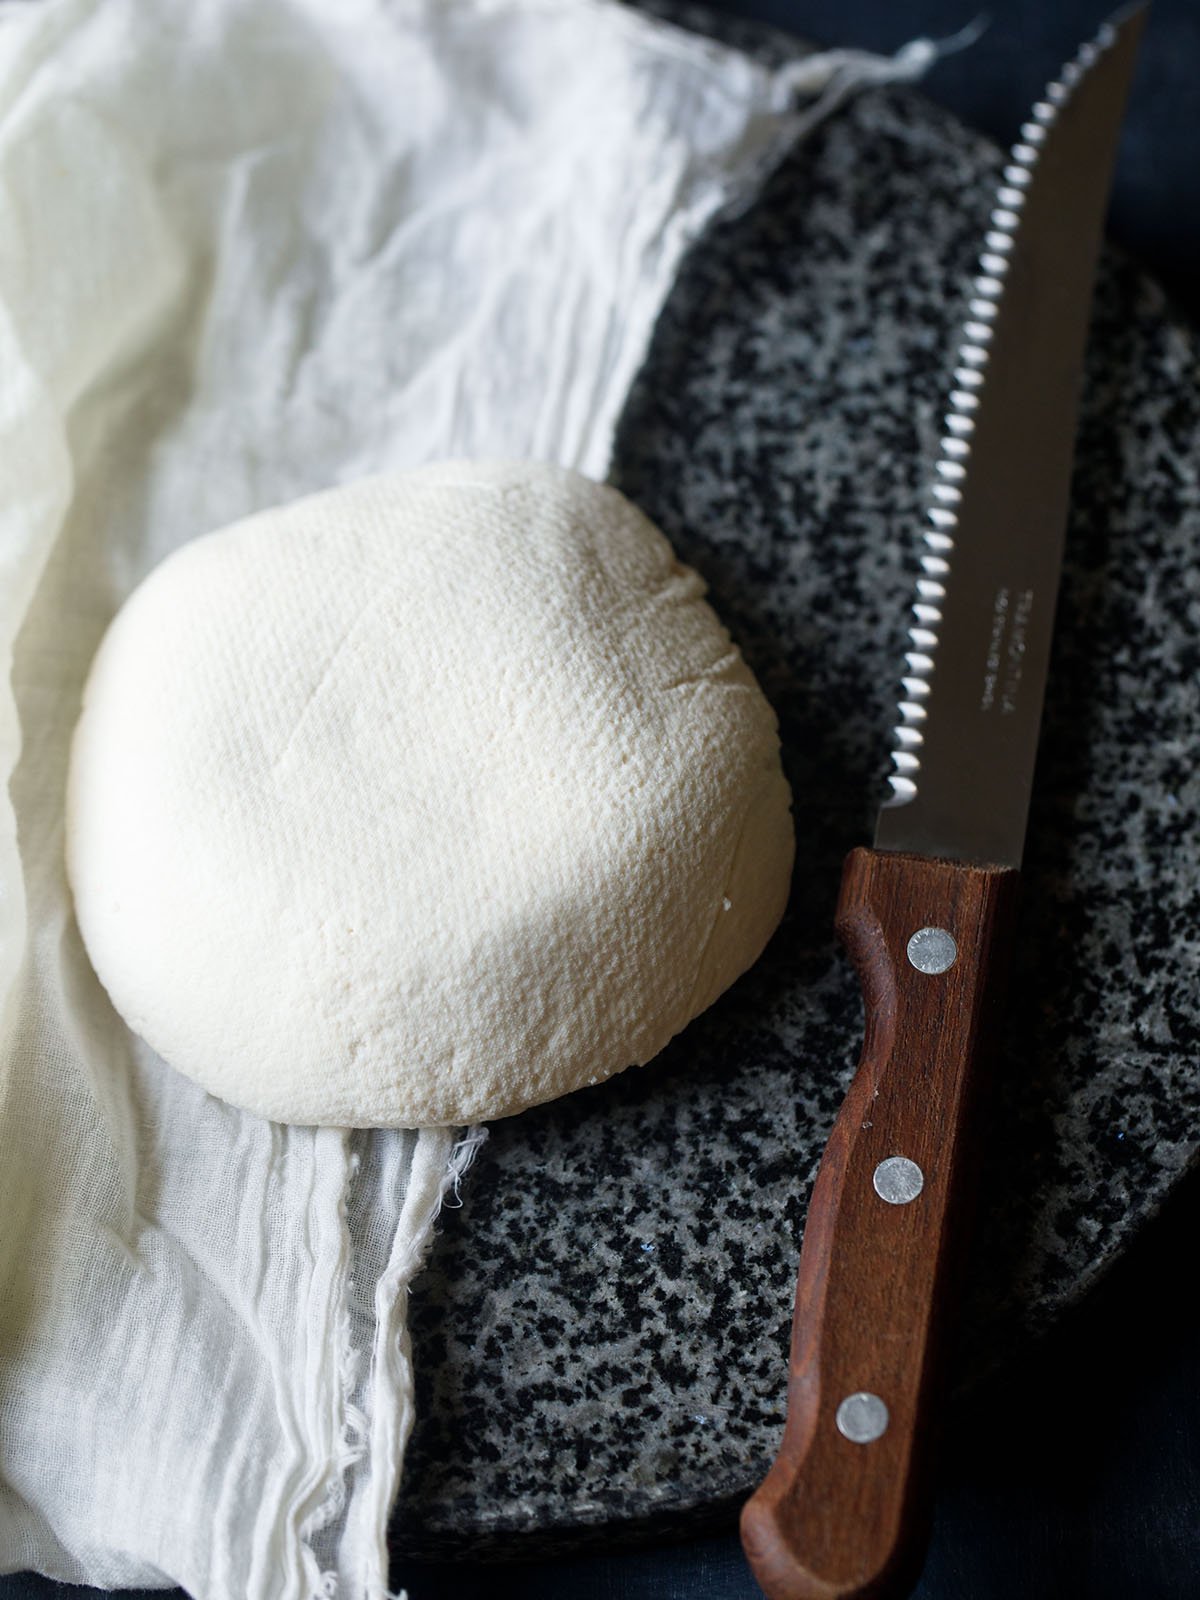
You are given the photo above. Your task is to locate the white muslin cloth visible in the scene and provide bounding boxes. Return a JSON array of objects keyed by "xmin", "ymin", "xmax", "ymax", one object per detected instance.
[{"xmin": 0, "ymin": 2, "xmax": 935, "ymax": 1596}]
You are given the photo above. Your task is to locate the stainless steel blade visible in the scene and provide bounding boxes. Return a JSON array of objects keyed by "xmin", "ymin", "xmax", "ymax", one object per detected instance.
[{"xmin": 875, "ymin": 4, "xmax": 1147, "ymax": 867}]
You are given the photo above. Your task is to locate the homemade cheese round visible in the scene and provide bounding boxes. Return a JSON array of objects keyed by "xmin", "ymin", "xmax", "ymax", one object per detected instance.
[{"xmin": 66, "ymin": 461, "xmax": 794, "ymax": 1126}]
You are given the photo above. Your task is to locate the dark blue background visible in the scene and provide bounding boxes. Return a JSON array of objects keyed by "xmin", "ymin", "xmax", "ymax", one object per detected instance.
[
  {"xmin": 716, "ymin": 0, "xmax": 1199, "ymax": 319},
  {"xmin": 4, "ymin": 3, "xmax": 1197, "ymax": 1598}
]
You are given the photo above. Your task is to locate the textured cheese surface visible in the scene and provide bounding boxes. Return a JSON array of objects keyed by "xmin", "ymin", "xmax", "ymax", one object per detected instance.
[{"xmin": 65, "ymin": 461, "xmax": 794, "ymax": 1126}]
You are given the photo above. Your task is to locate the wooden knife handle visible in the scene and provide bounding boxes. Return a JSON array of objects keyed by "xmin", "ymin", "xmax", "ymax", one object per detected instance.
[{"xmin": 741, "ymin": 846, "xmax": 1020, "ymax": 1600}]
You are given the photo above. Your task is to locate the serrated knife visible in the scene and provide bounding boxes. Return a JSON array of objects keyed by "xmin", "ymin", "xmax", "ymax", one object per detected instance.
[{"xmin": 740, "ymin": 9, "xmax": 1147, "ymax": 1598}]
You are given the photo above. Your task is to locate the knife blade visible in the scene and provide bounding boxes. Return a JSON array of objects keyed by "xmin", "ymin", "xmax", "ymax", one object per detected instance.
[{"xmin": 740, "ymin": 10, "xmax": 1147, "ymax": 1599}]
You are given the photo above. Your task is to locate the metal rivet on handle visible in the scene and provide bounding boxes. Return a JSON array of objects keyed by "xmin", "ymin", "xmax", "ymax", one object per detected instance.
[
  {"xmin": 836, "ymin": 1392, "xmax": 890, "ymax": 1444},
  {"xmin": 873, "ymin": 1156, "xmax": 925, "ymax": 1205},
  {"xmin": 907, "ymin": 925, "xmax": 957, "ymax": 974}
]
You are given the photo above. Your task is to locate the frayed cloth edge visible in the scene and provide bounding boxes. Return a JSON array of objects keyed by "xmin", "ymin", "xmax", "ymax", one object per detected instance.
[{"xmin": 325, "ymin": 1126, "xmax": 488, "ymax": 1600}]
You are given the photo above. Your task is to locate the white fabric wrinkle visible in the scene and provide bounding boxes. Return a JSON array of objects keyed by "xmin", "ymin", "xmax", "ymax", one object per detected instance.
[{"xmin": 348, "ymin": 1127, "xmax": 488, "ymax": 1600}]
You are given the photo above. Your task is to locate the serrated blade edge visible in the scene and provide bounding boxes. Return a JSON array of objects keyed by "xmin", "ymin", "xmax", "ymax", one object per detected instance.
[{"xmin": 875, "ymin": 4, "xmax": 1146, "ymax": 865}]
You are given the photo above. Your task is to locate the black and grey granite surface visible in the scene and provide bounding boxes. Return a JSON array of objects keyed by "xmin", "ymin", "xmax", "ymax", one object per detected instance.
[{"xmin": 397, "ymin": 16, "xmax": 1200, "ymax": 1560}]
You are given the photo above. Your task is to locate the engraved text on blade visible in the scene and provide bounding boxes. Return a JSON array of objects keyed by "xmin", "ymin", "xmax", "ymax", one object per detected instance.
[{"xmin": 980, "ymin": 585, "xmax": 1034, "ymax": 715}]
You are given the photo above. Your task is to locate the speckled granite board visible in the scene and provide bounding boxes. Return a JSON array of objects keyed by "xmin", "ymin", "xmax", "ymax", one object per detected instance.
[{"xmin": 396, "ymin": 11, "xmax": 1200, "ymax": 1561}]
